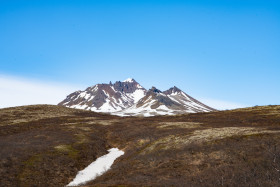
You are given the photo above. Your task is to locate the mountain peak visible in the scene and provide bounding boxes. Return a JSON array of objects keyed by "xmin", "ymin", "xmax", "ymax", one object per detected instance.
[
  {"xmin": 123, "ymin": 78, "xmax": 135, "ymax": 83},
  {"xmin": 149, "ymin": 87, "xmax": 162, "ymax": 93},
  {"xmin": 172, "ymin": 86, "xmax": 181, "ymax": 91},
  {"xmin": 164, "ymin": 86, "xmax": 182, "ymax": 95}
]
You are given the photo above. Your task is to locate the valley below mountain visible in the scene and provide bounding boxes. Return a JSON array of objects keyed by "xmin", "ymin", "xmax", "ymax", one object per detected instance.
[{"xmin": 1, "ymin": 105, "xmax": 280, "ymax": 186}]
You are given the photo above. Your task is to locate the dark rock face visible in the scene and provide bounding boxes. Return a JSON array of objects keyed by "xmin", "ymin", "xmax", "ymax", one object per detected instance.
[
  {"xmin": 163, "ymin": 86, "xmax": 182, "ymax": 95},
  {"xmin": 113, "ymin": 79, "xmax": 140, "ymax": 93},
  {"xmin": 148, "ymin": 87, "xmax": 162, "ymax": 94}
]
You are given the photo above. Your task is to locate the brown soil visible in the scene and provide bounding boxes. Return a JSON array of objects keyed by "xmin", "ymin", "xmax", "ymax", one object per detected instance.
[{"xmin": 1, "ymin": 105, "xmax": 280, "ymax": 186}]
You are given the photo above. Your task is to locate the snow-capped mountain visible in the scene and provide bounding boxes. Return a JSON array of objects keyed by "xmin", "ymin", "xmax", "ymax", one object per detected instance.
[
  {"xmin": 58, "ymin": 78, "xmax": 146, "ymax": 112},
  {"xmin": 58, "ymin": 78, "xmax": 216, "ymax": 116},
  {"xmin": 114, "ymin": 86, "xmax": 215, "ymax": 116}
]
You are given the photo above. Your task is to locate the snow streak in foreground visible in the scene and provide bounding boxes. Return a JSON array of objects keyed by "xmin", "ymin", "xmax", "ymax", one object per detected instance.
[{"xmin": 67, "ymin": 148, "xmax": 124, "ymax": 186}]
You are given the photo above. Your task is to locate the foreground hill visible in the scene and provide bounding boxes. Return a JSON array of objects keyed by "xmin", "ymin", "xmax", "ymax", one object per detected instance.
[{"xmin": 1, "ymin": 105, "xmax": 280, "ymax": 186}]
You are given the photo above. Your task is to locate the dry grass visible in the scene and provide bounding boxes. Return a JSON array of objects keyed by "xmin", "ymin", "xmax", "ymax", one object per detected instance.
[
  {"xmin": 157, "ymin": 122, "xmax": 202, "ymax": 129},
  {"xmin": 143, "ymin": 127, "xmax": 280, "ymax": 153},
  {"xmin": 1, "ymin": 104, "xmax": 280, "ymax": 186}
]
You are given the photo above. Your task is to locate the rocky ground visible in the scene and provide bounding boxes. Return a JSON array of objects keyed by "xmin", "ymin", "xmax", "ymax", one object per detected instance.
[{"xmin": 1, "ymin": 105, "xmax": 280, "ymax": 186}]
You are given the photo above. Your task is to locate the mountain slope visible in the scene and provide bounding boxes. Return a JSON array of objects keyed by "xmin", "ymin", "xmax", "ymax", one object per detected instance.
[
  {"xmin": 115, "ymin": 86, "xmax": 215, "ymax": 116},
  {"xmin": 59, "ymin": 78, "xmax": 215, "ymax": 116},
  {"xmin": 164, "ymin": 86, "xmax": 215, "ymax": 112},
  {"xmin": 59, "ymin": 78, "xmax": 146, "ymax": 112}
]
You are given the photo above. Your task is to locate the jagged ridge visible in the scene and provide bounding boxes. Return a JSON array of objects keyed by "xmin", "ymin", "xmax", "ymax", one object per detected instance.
[{"xmin": 58, "ymin": 78, "xmax": 216, "ymax": 116}]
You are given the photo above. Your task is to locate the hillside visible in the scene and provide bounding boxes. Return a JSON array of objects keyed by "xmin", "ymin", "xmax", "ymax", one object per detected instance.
[{"xmin": 1, "ymin": 105, "xmax": 280, "ymax": 186}]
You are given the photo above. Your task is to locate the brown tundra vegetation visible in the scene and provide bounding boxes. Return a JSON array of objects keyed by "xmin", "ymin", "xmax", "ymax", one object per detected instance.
[{"xmin": 0, "ymin": 105, "xmax": 280, "ymax": 186}]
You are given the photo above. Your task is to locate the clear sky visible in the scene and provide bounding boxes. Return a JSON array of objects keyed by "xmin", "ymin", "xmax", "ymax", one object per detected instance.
[{"xmin": 0, "ymin": 0, "xmax": 279, "ymax": 109}]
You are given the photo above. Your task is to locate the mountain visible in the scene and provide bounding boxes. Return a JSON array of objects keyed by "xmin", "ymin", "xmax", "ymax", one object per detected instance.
[
  {"xmin": 115, "ymin": 86, "xmax": 215, "ymax": 116},
  {"xmin": 58, "ymin": 78, "xmax": 215, "ymax": 116},
  {"xmin": 58, "ymin": 78, "xmax": 146, "ymax": 113}
]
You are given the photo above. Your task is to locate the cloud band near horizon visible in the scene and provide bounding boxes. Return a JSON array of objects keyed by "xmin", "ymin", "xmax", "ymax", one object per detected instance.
[{"xmin": 0, "ymin": 74, "xmax": 248, "ymax": 110}]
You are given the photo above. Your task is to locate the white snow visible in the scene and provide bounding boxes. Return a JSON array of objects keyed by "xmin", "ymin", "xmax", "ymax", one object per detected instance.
[
  {"xmin": 67, "ymin": 148, "xmax": 124, "ymax": 187},
  {"xmin": 136, "ymin": 84, "xmax": 143, "ymax": 89},
  {"xmin": 181, "ymin": 92, "xmax": 191, "ymax": 100},
  {"xmin": 70, "ymin": 105, "xmax": 88, "ymax": 110},
  {"xmin": 73, "ymin": 96, "xmax": 79, "ymax": 101},
  {"xmin": 98, "ymin": 99, "xmax": 115, "ymax": 112},
  {"xmin": 157, "ymin": 105, "xmax": 170, "ymax": 111},
  {"xmin": 126, "ymin": 89, "xmax": 146, "ymax": 103},
  {"xmin": 123, "ymin": 78, "xmax": 134, "ymax": 83},
  {"xmin": 110, "ymin": 85, "xmax": 116, "ymax": 92},
  {"xmin": 88, "ymin": 95, "xmax": 95, "ymax": 101},
  {"xmin": 79, "ymin": 92, "xmax": 91, "ymax": 100},
  {"xmin": 114, "ymin": 98, "xmax": 175, "ymax": 117},
  {"xmin": 93, "ymin": 85, "xmax": 98, "ymax": 92},
  {"xmin": 89, "ymin": 89, "xmax": 146, "ymax": 113},
  {"xmin": 168, "ymin": 95, "xmax": 180, "ymax": 103},
  {"xmin": 90, "ymin": 106, "xmax": 98, "ymax": 111},
  {"xmin": 143, "ymin": 112, "xmax": 153, "ymax": 117},
  {"xmin": 102, "ymin": 90, "xmax": 110, "ymax": 98}
]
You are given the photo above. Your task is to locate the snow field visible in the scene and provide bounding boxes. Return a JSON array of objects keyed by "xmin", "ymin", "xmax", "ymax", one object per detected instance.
[{"xmin": 67, "ymin": 148, "xmax": 124, "ymax": 186}]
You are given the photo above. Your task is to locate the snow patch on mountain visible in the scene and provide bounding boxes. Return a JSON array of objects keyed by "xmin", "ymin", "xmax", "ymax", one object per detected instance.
[
  {"xmin": 126, "ymin": 89, "xmax": 146, "ymax": 103},
  {"xmin": 123, "ymin": 78, "xmax": 134, "ymax": 83}
]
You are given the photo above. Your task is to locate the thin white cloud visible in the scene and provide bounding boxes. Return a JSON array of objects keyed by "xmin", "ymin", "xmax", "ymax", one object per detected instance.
[
  {"xmin": 198, "ymin": 98, "xmax": 249, "ymax": 110},
  {"xmin": 0, "ymin": 74, "xmax": 82, "ymax": 108},
  {"xmin": 0, "ymin": 74, "xmax": 248, "ymax": 111}
]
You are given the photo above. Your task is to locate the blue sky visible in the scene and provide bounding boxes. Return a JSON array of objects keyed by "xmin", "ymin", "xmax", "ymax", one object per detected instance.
[{"xmin": 0, "ymin": 0, "xmax": 279, "ymax": 109}]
